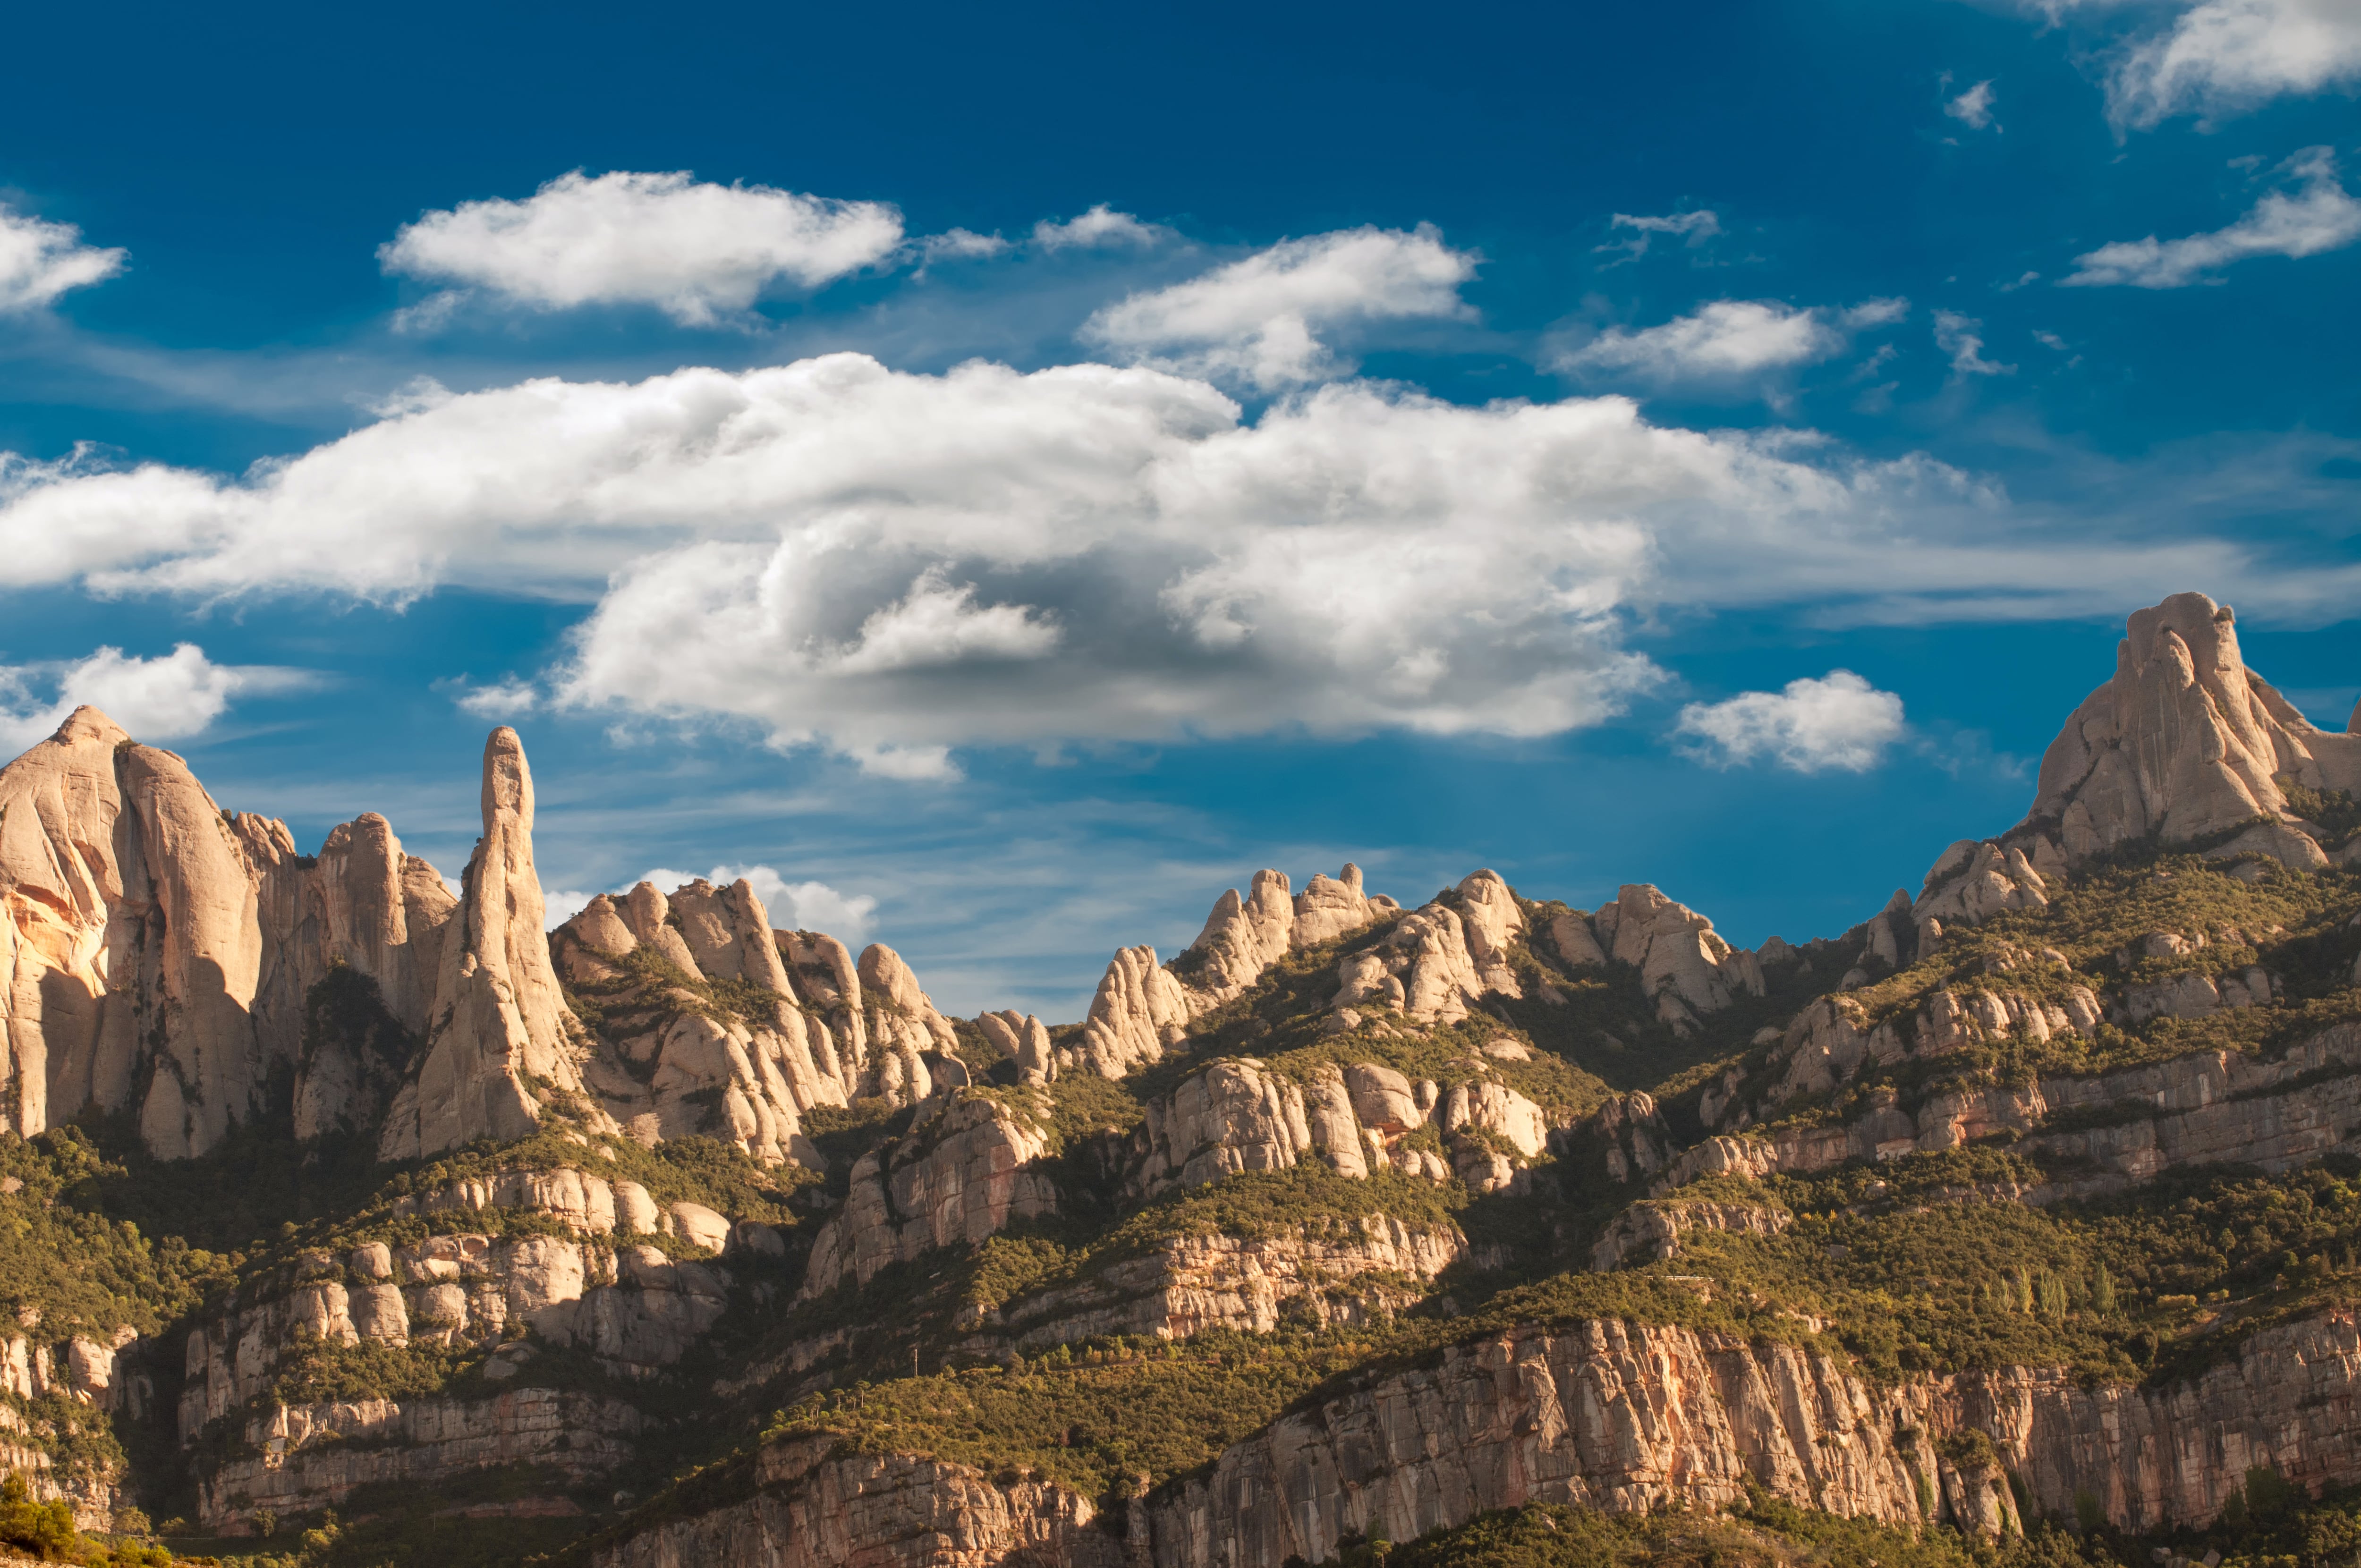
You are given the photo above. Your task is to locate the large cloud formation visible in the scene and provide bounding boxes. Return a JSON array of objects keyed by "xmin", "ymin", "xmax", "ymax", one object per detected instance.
[{"xmin": 0, "ymin": 345, "xmax": 2313, "ymax": 775}]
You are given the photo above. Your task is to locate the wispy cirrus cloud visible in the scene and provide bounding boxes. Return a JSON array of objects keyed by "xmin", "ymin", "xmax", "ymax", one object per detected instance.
[
  {"xmin": 2062, "ymin": 146, "xmax": 2361, "ymax": 287},
  {"xmin": 0, "ymin": 203, "xmax": 126, "ymax": 314},
  {"xmin": 1080, "ymin": 224, "xmax": 1478, "ymax": 390},
  {"xmin": 1594, "ymin": 210, "xmax": 1722, "ymax": 265}
]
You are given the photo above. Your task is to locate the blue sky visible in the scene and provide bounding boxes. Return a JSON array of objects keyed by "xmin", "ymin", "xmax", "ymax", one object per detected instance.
[{"xmin": 1, "ymin": 0, "xmax": 2358, "ymax": 1016}]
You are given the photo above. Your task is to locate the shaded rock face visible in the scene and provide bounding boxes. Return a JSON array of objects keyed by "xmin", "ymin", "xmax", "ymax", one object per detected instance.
[
  {"xmin": 1711, "ymin": 978, "xmax": 2105, "ymax": 1133},
  {"xmin": 1330, "ymin": 872, "xmax": 1532, "ymax": 1030},
  {"xmin": 180, "ymin": 1217, "xmax": 738, "ymax": 1441},
  {"xmin": 553, "ymin": 876, "xmax": 967, "ymax": 1159},
  {"xmin": 1590, "ymin": 1199, "xmax": 1791, "ymax": 1271},
  {"xmin": 0, "ymin": 707, "xmax": 464, "ymax": 1158},
  {"xmin": 1141, "ymin": 1310, "xmax": 2361, "ymax": 1566},
  {"xmin": 1563, "ymin": 1092, "xmax": 1673, "ymax": 1186},
  {"xmin": 175, "ymin": 1163, "xmax": 761, "ymax": 1531},
  {"xmin": 977, "ymin": 1009, "xmax": 1055, "ymax": 1084},
  {"xmin": 2030, "ymin": 592, "xmax": 2361, "ymax": 861},
  {"xmin": 602, "ymin": 1308, "xmax": 2361, "ymax": 1568},
  {"xmin": 774, "ymin": 925, "xmax": 963, "ymax": 1107},
  {"xmin": 798, "ymin": 1090, "xmax": 1061, "ymax": 1300}
]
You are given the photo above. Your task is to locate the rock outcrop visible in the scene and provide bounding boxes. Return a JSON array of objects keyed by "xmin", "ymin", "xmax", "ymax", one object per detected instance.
[
  {"xmin": 1292, "ymin": 864, "xmax": 1389, "ymax": 947},
  {"xmin": 961, "ymin": 1216, "xmax": 1465, "ymax": 1351},
  {"xmin": 553, "ymin": 875, "xmax": 968, "ymax": 1158},
  {"xmin": 798, "ymin": 1089, "xmax": 1061, "ymax": 1300},
  {"xmin": 977, "ymin": 1010, "xmax": 1056, "ymax": 1084},
  {"xmin": 557, "ymin": 881, "xmax": 838, "ymax": 1161},
  {"xmin": 1332, "ymin": 871, "xmax": 1533, "ymax": 1028},
  {"xmin": 601, "ymin": 1305, "xmax": 2361, "ymax": 1566},
  {"xmin": 1591, "ymin": 884, "xmax": 1765, "ymax": 1032},
  {"xmin": 1062, "ymin": 865, "xmax": 1401, "ymax": 1078},
  {"xmin": 590, "ymin": 1439, "xmax": 1120, "ymax": 1568},
  {"xmin": 1589, "ymin": 1198, "xmax": 1792, "ymax": 1270},
  {"xmin": 1125, "ymin": 1056, "xmax": 1544, "ymax": 1198},
  {"xmin": 201, "ymin": 1387, "xmax": 641, "ymax": 1533}
]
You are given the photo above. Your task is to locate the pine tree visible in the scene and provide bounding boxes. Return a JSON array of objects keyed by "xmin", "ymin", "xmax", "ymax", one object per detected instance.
[{"xmin": 2092, "ymin": 1263, "xmax": 2117, "ymax": 1314}]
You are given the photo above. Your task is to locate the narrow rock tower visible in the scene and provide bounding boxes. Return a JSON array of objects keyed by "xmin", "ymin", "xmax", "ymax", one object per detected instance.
[{"xmin": 377, "ymin": 728, "xmax": 598, "ymax": 1159}]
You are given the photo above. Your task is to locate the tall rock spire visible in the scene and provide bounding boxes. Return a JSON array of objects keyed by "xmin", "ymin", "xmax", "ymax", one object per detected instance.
[{"xmin": 377, "ymin": 727, "xmax": 595, "ymax": 1160}]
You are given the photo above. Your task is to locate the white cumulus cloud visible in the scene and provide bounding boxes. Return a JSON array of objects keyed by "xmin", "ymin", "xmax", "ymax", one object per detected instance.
[
  {"xmin": 0, "ymin": 203, "xmax": 127, "ymax": 314},
  {"xmin": 0, "ymin": 644, "xmax": 249, "ymax": 754},
  {"xmin": 2061, "ymin": 146, "xmax": 2361, "ymax": 287},
  {"xmin": 380, "ymin": 170, "xmax": 904, "ymax": 325},
  {"xmin": 1080, "ymin": 224, "xmax": 1478, "ymax": 390},
  {"xmin": 2105, "ymin": 0, "xmax": 2361, "ymax": 130},
  {"xmin": 1, "ymin": 344, "xmax": 2304, "ymax": 775},
  {"xmin": 1557, "ymin": 298, "xmax": 1908, "ymax": 384},
  {"xmin": 1675, "ymin": 670, "xmax": 1907, "ymax": 773},
  {"xmin": 1033, "ymin": 205, "xmax": 1170, "ymax": 250}
]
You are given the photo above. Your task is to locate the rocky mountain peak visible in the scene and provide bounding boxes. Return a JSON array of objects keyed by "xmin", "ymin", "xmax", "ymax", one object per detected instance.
[
  {"xmin": 48, "ymin": 703, "xmax": 128, "ymax": 749},
  {"xmin": 2031, "ymin": 590, "xmax": 2361, "ymax": 858}
]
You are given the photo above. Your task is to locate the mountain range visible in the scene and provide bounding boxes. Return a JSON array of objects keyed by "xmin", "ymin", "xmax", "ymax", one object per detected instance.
[{"xmin": 5, "ymin": 590, "xmax": 2361, "ymax": 1568}]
